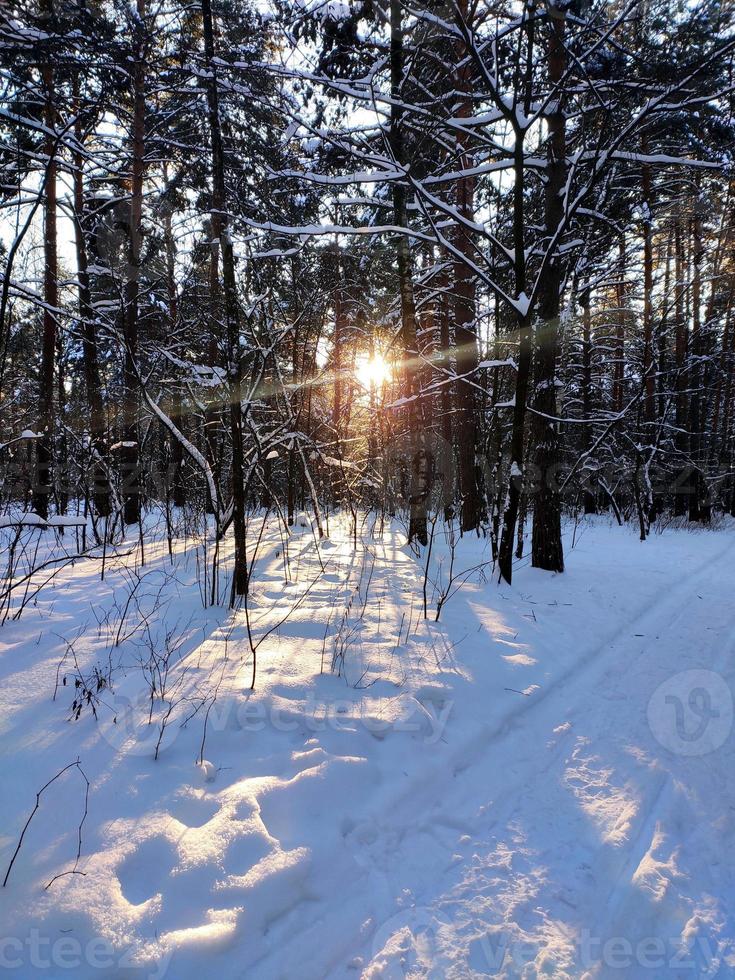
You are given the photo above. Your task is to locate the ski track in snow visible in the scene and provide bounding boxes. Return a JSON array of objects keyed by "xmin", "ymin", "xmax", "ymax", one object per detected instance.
[{"xmin": 0, "ymin": 517, "xmax": 734, "ymax": 979}]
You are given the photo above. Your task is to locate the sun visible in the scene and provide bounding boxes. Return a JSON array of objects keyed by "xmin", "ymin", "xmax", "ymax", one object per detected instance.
[{"xmin": 356, "ymin": 352, "xmax": 392, "ymax": 390}]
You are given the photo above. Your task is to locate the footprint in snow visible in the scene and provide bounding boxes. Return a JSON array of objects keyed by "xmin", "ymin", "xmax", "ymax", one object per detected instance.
[{"xmin": 169, "ymin": 791, "xmax": 219, "ymax": 829}]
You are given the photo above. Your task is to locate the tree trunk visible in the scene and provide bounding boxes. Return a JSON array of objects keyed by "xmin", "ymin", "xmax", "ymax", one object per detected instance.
[
  {"xmin": 332, "ymin": 241, "xmax": 345, "ymax": 479},
  {"xmin": 673, "ymin": 213, "xmax": 689, "ymax": 516},
  {"xmin": 688, "ymin": 193, "xmax": 706, "ymax": 521},
  {"xmin": 120, "ymin": 0, "xmax": 146, "ymax": 526},
  {"xmin": 657, "ymin": 228, "xmax": 673, "ymax": 422},
  {"xmin": 202, "ymin": 208, "xmax": 222, "ymax": 515},
  {"xmin": 612, "ymin": 236, "xmax": 626, "ymax": 416},
  {"xmin": 162, "ymin": 175, "xmax": 185, "ymax": 509},
  {"xmin": 390, "ymin": 0, "xmax": 427, "ymax": 545},
  {"xmin": 498, "ymin": 11, "xmax": 535, "ymax": 585},
  {"xmin": 32, "ymin": 34, "xmax": 57, "ymax": 520},
  {"xmin": 56, "ymin": 322, "xmax": 68, "ymax": 516},
  {"xmin": 580, "ymin": 287, "xmax": 596, "ymax": 514},
  {"xmin": 499, "ymin": 314, "xmax": 532, "ymax": 584},
  {"xmin": 201, "ymin": 0, "xmax": 248, "ymax": 598},
  {"xmin": 642, "ymin": 156, "xmax": 655, "ymax": 423},
  {"xmin": 453, "ymin": 0, "xmax": 481, "ymax": 533},
  {"xmin": 286, "ymin": 267, "xmax": 300, "ymax": 524},
  {"xmin": 72, "ymin": 79, "xmax": 110, "ymax": 518},
  {"xmin": 530, "ymin": 4, "xmax": 565, "ymax": 574},
  {"xmin": 438, "ymin": 265, "xmax": 454, "ymax": 520}
]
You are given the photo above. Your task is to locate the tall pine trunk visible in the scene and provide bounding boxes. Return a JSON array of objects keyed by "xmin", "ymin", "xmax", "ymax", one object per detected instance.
[
  {"xmin": 390, "ymin": 0, "xmax": 427, "ymax": 545},
  {"xmin": 498, "ymin": 10, "xmax": 535, "ymax": 585},
  {"xmin": 673, "ymin": 213, "xmax": 689, "ymax": 516},
  {"xmin": 453, "ymin": 0, "xmax": 481, "ymax": 533},
  {"xmin": 201, "ymin": 0, "xmax": 248, "ymax": 598},
  {"xmin": 438, "ymin": 265, "xmax": 455, "ymax": 521},
  {"xmin": 530, "ymin": 4, "xmax": 565, "ymax": 574},
  {"xmin": 612, "ymin": 237, "xmax": 626, "ymax": 415},
  {"xmin": 162, "ymin": 175, "xmax": 185, "ymax": 509},
  {"xmin": 642, "ymin": 156, "xmax": 655, "ymax": 423},
  {"xmin": 203, "ymin": 203, "xmax": 223, "ymax": 514},
  {"xmin": 688, "ymin": 192, "xmax": 706, "ymax": 521},
  {"xmin": 120, "ymin": 0, "xmax": 146, "ymax": 526},
  {"xmin": 72, "ymin": 77, "xmax": 110, "ymax": 518},
  {"xmin": 32, "ymin": 20, "xmax": 57, "ymax": 520},
  {"xmin": 580, "ymin": 286, "xmax": 596, "ymax": 514}
]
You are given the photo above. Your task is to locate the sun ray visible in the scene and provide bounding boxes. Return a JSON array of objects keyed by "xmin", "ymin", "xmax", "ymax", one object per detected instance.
[{"xmin": 356, "ymin": 353, "xmax": 392, "ymax": 390}]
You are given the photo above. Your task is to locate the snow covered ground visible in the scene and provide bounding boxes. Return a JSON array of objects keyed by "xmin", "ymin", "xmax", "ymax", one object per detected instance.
[{"xmin": 0, "ymin": 514, "xmax": 734, "ymax": 978}]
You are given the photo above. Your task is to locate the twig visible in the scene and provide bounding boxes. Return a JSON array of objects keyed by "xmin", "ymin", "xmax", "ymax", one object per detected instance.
[{"xmin": 3, "ymin": 759, "xmax": 89, "ymax": 889}]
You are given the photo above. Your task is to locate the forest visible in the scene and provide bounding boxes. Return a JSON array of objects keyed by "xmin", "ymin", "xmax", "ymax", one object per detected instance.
[
  {"xmin": 1, "ymin": 1, "xmax": 735, "ymax": 978},
  {"xmin": 1, "ymin": 0, "xmax": 734, "ymax": 583}
]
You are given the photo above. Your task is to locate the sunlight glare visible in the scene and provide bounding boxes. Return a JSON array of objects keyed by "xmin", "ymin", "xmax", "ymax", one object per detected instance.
[{"xmin": 356, "ymin": 353, "xmax": 392, "ymax": 390}]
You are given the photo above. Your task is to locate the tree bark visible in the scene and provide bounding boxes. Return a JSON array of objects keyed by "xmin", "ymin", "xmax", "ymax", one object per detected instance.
[
  {"xmin": 642, "ymin": 156, "xmax": 655, "ymax": 423},
  {"xmin": 390, "ymin": 0, "xmax": 427, "ymax": 545},
  {"xmin": 498, "ymin": 9, "xmax": 535, "ymax": 585},
  {"xmin": 530, "ymin": 3, "xmax": 565, "ymax": 574},
  {"xmin": 120, "ymin": 0, "xmax": 146, "ymax": 525},
  {"xmin": 32, "ymin": 20, "xmax": 57, "ymax": 520},
  {"xmin": 201, "ymin": 0, "xmax": 248, "ymax": 598},
  {"xmin": 673, "ymin": 213, "xmax": 689, "ymax": 516},
  {"xmin": 612, "ymin": 236, "xmax": 626, "ymax": 416},
  {"xmin": 162, "ymin": 175, "xmax": 185, "ymax": 509},
  {"xmin": 688, "ymin": 193, "xmax": 707, "ymax": 521},
  {"xmin": 71, "ymin": 78, "xmax": 110, "ymax": 518},
  {"xmin": 580, "ymin": 287, "xmax": 596, "ymax": 514},
  {"xmin": 453, "ymin": 0, "xmax": 481, "ymax": 533},
  {"xmin": 438, "ymin": 264, "xmax": 455, "ymax": 520}
]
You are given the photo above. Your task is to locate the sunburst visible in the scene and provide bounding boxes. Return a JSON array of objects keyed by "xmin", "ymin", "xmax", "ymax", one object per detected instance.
[{"xmin": 355, "ymin": 353, "xmax": 392, "ymax": 390}]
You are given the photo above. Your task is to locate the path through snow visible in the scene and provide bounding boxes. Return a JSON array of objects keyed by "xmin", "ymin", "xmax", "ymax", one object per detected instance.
[{"xmin": 0, "ymin": 517, "xmax": 733, "ymax": 978}]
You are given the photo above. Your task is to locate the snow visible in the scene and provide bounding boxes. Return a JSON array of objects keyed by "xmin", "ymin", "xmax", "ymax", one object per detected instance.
[
  {"xmin": 0, "ymin": 431, "xmax": 42, "ymax": 452},
  {"xmin": 47, "ymin": 516, "xmax": 88, "ymax": 528},
  {"xmin": 1, "ymin": 516, "xmax": 734, "ymax": 978},
  {"xmin": 515, "ymin": 291, "xmax": 531, "ymax": 317},
  {"xmin": 0, "ymin": 512, "xmax": 48, "ymax": 527},
  {"xmin": 477, "ymin": 358, "xmax": 516, "ymax": 370},
  {"xmin": 0, "ymin": 512, "xmax": 87, "ymax": 529},
  {"xmin": 293, "ymin": 0, "xmax": 350, "ymax": 22}
]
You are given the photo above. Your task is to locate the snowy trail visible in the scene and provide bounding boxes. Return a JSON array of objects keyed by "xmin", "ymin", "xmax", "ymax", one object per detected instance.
[
  {"xmin": 341, "ymin": 537, "xmax": 735, "ymax": 978},
  {"xmin": 246, "ymin": 532, "xmax": 735, "ymax": 978},
  {"xmin": 1, "ymin": 520, "xmax": 734, "ymax": 979},
  {"xmin": 192, "ymin": 528, "xmax": 735, "ymax": 980}
]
